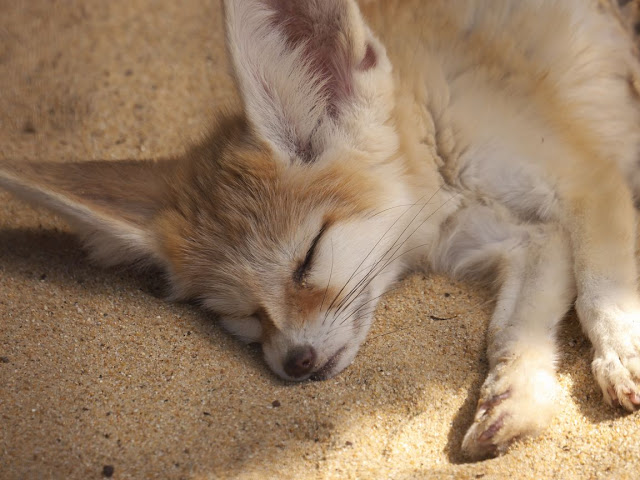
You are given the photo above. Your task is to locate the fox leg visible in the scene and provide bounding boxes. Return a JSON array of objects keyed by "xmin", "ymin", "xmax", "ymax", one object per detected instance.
[
  {"xmin": 432, "ymin": 206, "xmax": 575, "ymax": 459},
  {"xmin": 567, "ymin": 171, "xmax": 640, "ymax": 411},
  {"xmin": 459, "ymin": 226, "xmax": 575, "ymax": 460}
]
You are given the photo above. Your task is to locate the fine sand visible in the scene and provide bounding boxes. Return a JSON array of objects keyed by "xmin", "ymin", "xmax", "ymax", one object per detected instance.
[{"xmin": 1, "ymin": 1, "xmax": 640, "ymax": 479}]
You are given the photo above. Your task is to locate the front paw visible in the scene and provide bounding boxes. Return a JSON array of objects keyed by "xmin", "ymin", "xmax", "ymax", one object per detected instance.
[
  {"xmin": 462, "ymin": 360, "xmax": 559, "ymax": 461},
  {"xmin": 591, "ymin": 321, "xmax": 640, "ymax": 411}
]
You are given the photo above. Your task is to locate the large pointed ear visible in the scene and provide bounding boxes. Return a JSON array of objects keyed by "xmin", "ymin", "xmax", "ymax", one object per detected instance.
[
  {"xmin": 223, "ymin": 0, "xmax": 394, "ymax": 164},
  {"xmin": 0, "ymin": 159, "xmax": 172, "ymax": 267}
]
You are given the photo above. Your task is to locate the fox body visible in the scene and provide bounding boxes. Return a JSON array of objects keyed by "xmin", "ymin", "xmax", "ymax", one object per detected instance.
[{"xmin": 2, "ymin": 0, "xmax": 640, "ymax": 459}]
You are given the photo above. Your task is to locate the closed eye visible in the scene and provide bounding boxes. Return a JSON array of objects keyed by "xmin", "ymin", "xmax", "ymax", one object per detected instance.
[{"xmin": 293, "ymin": 222, "xmax": 328, "ymax": 286}]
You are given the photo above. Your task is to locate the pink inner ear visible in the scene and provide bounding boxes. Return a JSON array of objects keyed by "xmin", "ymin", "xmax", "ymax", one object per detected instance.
[
  {"xmin": 358, "ymin": 43, "xmax": 377, "ymax": 71},
  {"xmin": 264, "ymin": 0, "xmax": 358, "ymax": 116}
]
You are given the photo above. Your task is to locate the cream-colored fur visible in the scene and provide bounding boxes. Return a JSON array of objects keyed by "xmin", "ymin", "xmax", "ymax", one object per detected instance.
[{"xmin": 1, "ymin": 0, "xmax": 640, "ymax": 460}]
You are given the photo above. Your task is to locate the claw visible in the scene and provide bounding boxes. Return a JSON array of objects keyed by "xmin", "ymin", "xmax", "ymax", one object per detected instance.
[
  {"xmin": 478, "ymin": 413, "xmax": 506, "ymax": 443},
  {"xmin": 477, "ymin": 390, "xmax": 511, "ymax": 418},
  {"xmin": 589, "ymin": 317, "xmax": 640, "ymax": 413},
  {"xmin": 607, "ymin": 386, "xmax": 619, "ymax": 407},
  {"xmin": 618, "ymin": 387, "xmax": 640, "ymax": 411}
]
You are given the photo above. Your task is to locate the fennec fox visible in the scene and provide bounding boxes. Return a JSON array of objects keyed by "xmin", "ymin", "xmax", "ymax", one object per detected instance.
[{"xmin": 2, "ymin": 0, "xmax": 640, "ymax": 459}]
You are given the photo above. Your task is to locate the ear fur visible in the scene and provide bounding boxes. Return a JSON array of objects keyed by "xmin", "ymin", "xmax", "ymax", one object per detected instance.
[
  {"xmin": 0, "ymin": 159, "xmax": 172, "ymax": 266},
  {"xmin": 223, "ymin": 0, "xmax": 389, "ymax": 163}
]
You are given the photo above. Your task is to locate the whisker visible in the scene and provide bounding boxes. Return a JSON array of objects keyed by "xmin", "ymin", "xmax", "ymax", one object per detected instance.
[
  {"xmin": 348, "ymin": 285, "xmax": 403, "ymax": 318},
  {"xmin": 319, "ymin": 237, "xmax": 334, "ymax": 322},
  {"xmin": 333, "ymin": 188, "xmax": 455, "ymax": 322},
  {"xmin": 366, "ymin": 203, "xmax": 430, "ymax": 219},
  {"xmin": 322, "ymin": 194, "xmax": 432, "ymax": 320},
  {"xmin": 330, "ymin": 186, "xmax": 447, "ymax": 321},
  {"xmin": 370, "ymin": 190, "xmax": 459, "ymax": 282},
  {"xmin": 335, "ymin": 189, "xmax": 448, "ymax": 304},
  {"xmin": 323, "ymin": 308, "xmax": 378, "ymax": 344},
  {"xmin": 369, "ymin": 326, "xmax": 416, "ymax": 341},
  {"xmin": 370, "ymin": 191, "xmax": 460, "ymax": 282},
  {"xmin": 360, "ymin": 190, "xmax": 458, "ymax": 290},
  {"xmin": 323, "ymin": 286, "xmax": 405, "ymax": 345},
  {"xmin": 334, "ymin": 271, "xmax": 399, "ymax": 328}
]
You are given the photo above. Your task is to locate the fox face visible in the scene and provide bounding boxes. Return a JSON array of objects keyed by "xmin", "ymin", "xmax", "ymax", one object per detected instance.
[{"xmin": 154, "ymin": 122, "xmax": 417, "ymax": 381}]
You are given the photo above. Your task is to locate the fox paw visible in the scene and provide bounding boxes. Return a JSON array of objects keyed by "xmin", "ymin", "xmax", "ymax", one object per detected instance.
[
  {"xmin": 462, "ymin": 361, "xmax": 558, "ymax": 460},
  {"xmin": 591, "ymin": 321, "xmax": 640, "ymax": 411}
]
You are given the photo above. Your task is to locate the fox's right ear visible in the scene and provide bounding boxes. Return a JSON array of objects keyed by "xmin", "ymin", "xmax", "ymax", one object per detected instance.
[
  {"xmin": 223, "ymin": 0, "xmax": 393, "ymax": 164},
  {"xmin": 0, "ymin": 159, "xmax": 174, "ymax": 267}
]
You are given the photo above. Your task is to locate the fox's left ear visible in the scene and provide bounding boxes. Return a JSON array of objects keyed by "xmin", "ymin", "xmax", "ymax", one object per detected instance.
[
  {"xmin": 0, "ymin": 159, "xmax": 173, "ymax": 267},
  {"xmin": 223, "ymin": 0, "xmax": 394, "ymax": 164}
]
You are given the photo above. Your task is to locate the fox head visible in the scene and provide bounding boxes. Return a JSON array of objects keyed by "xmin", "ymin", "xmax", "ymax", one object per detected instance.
[{"xmin": 0, "ymin": 0, "xmax": 435, "ymax": 380}]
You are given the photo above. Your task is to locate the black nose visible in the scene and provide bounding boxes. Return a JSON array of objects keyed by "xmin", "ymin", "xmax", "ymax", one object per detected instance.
[{"xmin": 284, "ymin": 345, "xmax": 317, "ymax": 378}]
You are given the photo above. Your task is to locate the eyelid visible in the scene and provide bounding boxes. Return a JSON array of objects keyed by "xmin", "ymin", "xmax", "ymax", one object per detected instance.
[{"xmin": 293, "ymin": 222, "xmax": 328, "ymax": 285}]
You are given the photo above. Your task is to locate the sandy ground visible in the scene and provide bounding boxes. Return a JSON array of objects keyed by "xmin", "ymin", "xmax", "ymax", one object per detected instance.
[{"xmin": 1, "ymin": 1, "xmax": 640, "ymax": 479}]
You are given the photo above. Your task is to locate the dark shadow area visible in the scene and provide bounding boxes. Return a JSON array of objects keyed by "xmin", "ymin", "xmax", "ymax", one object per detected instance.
[
  {"xmin": 0, "ymin": 226, "xmax": 277, "ymax": 377},
  {"xmin": 445, "ymin": 355, "xmax": 487, "ymax": 464},
  {"xmin": 0, "ymin": 228, "xmax": 167, "ymax": 299}
]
